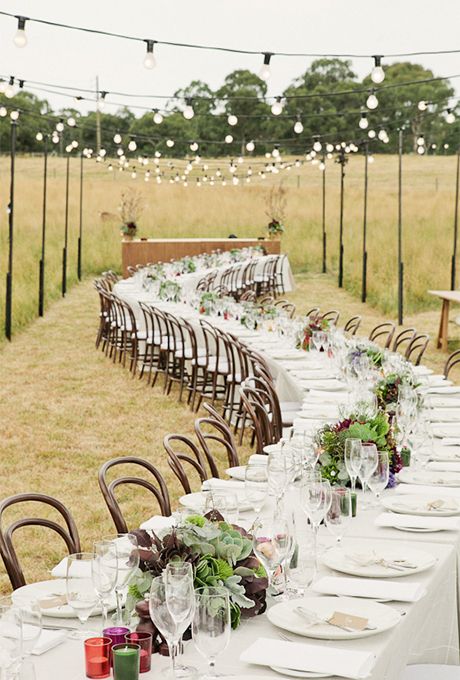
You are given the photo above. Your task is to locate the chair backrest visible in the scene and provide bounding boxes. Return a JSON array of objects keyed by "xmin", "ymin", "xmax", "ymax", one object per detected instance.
[
  {"xmin": 194, "ymin": 417, "xmax": 240, "ymax": 474},
  {"xmin": 369, "ymin": 322, "xmax": 396, "ymax": 349},
  {"xmin": 202, "ymin": 402, "xmax": 229, "ymax": 428},
  {"xmin": 239, "ymin": 382, "xmax": 277, "ymax": 453},
  {"xmin": 322, "ymin": 310, "xmax": 340, "ymax": 325},
  {"xmin": 274, "ymin": 299, "xmax": 296, "ymax": 319},
  {"xmin": 258, "ymin": 295, "xmax": 274, "ymax": 306},
  {"xmin": 444, "ymin": 350, "xmax": 460, "ymax": 378},
  {"xmin": 343, "ymin": 315, "xmax": 361, "ymax": 335},
  {"xmin": 163, "ymin": 434, "xmax": 209, "ymax": 494},
  {"xmin": 98, "ymin": 457, "xmax": 171, "ymax": 533},
  {"xmin": 239, "ymin": 290, "xmax": 257, "ymax": 302},
  {"xmin": 392, "ymin": 328, "xmax": 416, "ymax": 353},
  {"xmin": 306, "ymin": 307, "xmax": 320, "ymax": 317},
  {"xmin": 0, "ymin": 493, "xmax": 81, "ymax": 590},
  {"xmin": 127, "ymin": 266, "xmax": 137, "ymax": 276},
  {"xmin": 406, "ymin": 333, "xmax": 430, "ymax": 366}
]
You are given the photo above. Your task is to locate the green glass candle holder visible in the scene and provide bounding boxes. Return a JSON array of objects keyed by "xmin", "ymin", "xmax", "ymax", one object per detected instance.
[{"xmin": 112, "ymin": 643, "xmax": 140, "ymax": 680}]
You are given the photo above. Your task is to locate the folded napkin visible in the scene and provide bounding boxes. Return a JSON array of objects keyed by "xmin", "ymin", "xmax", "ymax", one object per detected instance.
[
  {"xmin": 432, "ymin": 425, "xmax": 460, "ymax": 438},
  {"xmin": 299, "ymin": 406, "xmax": 340, "ymax": 419},
  {"xmin": 312, "ymin": 576, "xmax": 426, "ymax": 602},
  {"xmin": 430, "ymin": 446, "xmax": 460, "ymax": 461},
  {"xmin": 292, "ymin": 370, "xmax": 337, "ymax": 380},
  {"xmin": 32, "ymin": 630, "xmax": 67, "ymax": 655},
  {"xmin": 375, "ymin": 511, "xmax": 460, "ymax": 531},
  {"xmin": 439, "ymin": 438, "xmax": 460, "ymax": 446},
  {"xmin": 427, "ymin": 461, "xmax": 460, "ymax": 472},
  {"xmin": 429, "ymin": 398, "xmax": 460, "ymax": 408},
  {"xmin": 293, "ymin": 418, "xmax": 324, "ymax": 432},
  {"xmin": 304, "ymin": 390, "xmax": 348, "ymax": 404},
  {"xmin": 429, "ymin": 409, "xmax": 460, "ymax": 423},
  {"xmin": 300, "ymin": 379, "xmax": 347, "ymax": 391},
  {"xmin": 425, "ymin": 386, "xmax": 460, "ymax": 395},
  {"xmin": 140, "ymin": 515, "xmax": 175, "ymax": 532},
  {"xmin": 202, "ymin": 478, "xmax": 245, "ymax": 491},
  {"xmin": 249, "ymin": 453, "xmax": 269, "ymax": 464},
  {"xmin": 51, "ymin": 557, "xmax": 91, "ymax": 579},
  {"xmin": 413, "ymin": 366, "xmax": 433, "ymax": 376},
  {"xmin": 397, "ymin": 484, "xmax": 460, "ymax": 499},
  {"xmin": 240, "ymin": 638, "xmax": 375, "ymax": 679}
]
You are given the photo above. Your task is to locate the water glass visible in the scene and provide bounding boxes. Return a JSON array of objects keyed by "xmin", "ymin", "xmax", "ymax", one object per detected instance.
[
  {"xmin": 252, "ymin": 514, "xmax": 291, "ymax": 590},
  {"xmin": 92, "ymin": 541, "xmax": 118, "ymax": 629},
  {"xmin": 193, "ymin": 587, "xmax": 231, "ymax": 680},
  {"xmin": 326, "ymin": 488, "xmax": 353, "ymax": 544},
  {"xmin": 102, "ymin": 534, "xmax": 140, "ymax": 626},
  {"xmin": 267, "ymin": 452, "xmax": 289, "ymax": 500},
  {"xmin": 301, "ymin": 475, "xmax": 332, "ymax": 571},
  {"xmin": 204, "ymin": 492, "xmax": 239, "ymax": 525},
  {"xmin": 359, "ymin": 443, "xmax": 379, "ymax": 509},
  {"xmin": 344, "ymin": 438, "xmax": 362, "ymax": 493},
  {"xmin": 66, "ymin": 553, "xmax": 99, "ymax": 637},
  {"xmin": 244, "ymin": 465, "xmax": 268, "ymax": 513},
  {"xmin": 368, "ymin": 451, "xmax": 390, "ymax": 503}
]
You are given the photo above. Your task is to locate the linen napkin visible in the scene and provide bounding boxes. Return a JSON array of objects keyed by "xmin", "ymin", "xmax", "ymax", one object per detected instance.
[
  {"xmin": 202, "ymin": 478, "xmax": 245, "ymax": 491},
  {"xmin": 51, "ymin": 556, "xmax": 91, "ymax": 579},
  {"xmin": 429, "ymin": 398, "xmax": 460, "ymax": 408},
  {"xmin": 430, "ymin": 447, "xmax": 460, "ymax": 461},
  {"xmin": 240, "ymin": 638, "xmax": 375, "ymax": 679},
  {"xmin": 312, "ymin": 576, "xmax": 426, "ymax": 602},
  {"xmin": 413, "ymin": 366, "xmax": 433, "ymax": 376},
  {"xmin": 429, "ymin": 409, "xmax": 460, "ymax": 423},
  {"xmin": 249, "ymin": 453, "xmax": 269, "ymax": 464},
  {"xmin": 397, "ymin": 484, "xmax": 460, "ymax": 499},
  {"xmin": 292, "ymin": 370, "xmax": 337, "ymax": 380},
  {"xmin": 300, "ymin": 379, "xmax": 347, "ymax": 391},
  {"xmin": 375, "ymin": 512, "xmax": 460, "ymax": 531},
  {"xmin": 427, "ymin": 461, "xmax": 460, "ymax": 472},
  {"xmin": 425, "ymin": 386, "xmax": 460, "ymax": 395},
  {"xmin": 432, "ymin": 424, "xmax": 460, "ymax": 437},
  {"xmin": 31, "ymin": 630, "xmax": 67, "ymax": 655},
  {"xmin": 140, "ymin": 515, "xmax": 175, "ymax": 532}
]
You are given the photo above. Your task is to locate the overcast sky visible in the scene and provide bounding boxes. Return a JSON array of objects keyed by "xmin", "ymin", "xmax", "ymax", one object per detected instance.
[{"xmin": 0, "ymin": 0, "xmax": 459, "ymax": 115}]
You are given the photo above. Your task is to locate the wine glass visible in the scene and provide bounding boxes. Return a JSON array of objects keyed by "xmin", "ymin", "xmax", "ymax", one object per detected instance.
[
  {"xmin": 244, "ymin": 465, "xmax": 268, "ymax": 514},
  {"xmin": 301, "ymin": 475, "xmax": 332, "ymax": 572},
  {"xmin": 344, "ymin": 438, "xmax": 362, "ymax": 493},
  {"xmin": 368, "ymin": 451, "xmax": 390, "ymax": 504},
  {"xmin": 267, "ymin": 452, "xmax": 289, "ymax": 501},
  {"xmin": 193, "ymin": 587, "xmax": 231, "ymax": 680},
  {"xmin": 0, "ymin": 595, "xmax": 23, "ymax": 677},
  {"xmin": 164, "ymin": 562, "xmax": 196, "ymax": 678},
  {"xmin": 286, "ymin": 544, "xmax": 316, "ymax": 597},
  {"xmin": 92, "ymin": 540, "xmax": 118, "ymax": 629},
  {"xmin": 103, "ymin": 533, "xmax": 140, "ymax": 626},
  {"xmin": 204, "ymin": 492, "xmax": 239, "ymax": 525},
  {"xmin": 66, "ymin": 553, "xmax": 99, "ymax": 638},
  {"xmin": 326, "ymin": 488, "xmax": 353, "ymax": 544},
  {"xmin": 252, "ymin": 514, "xmax": 291, "ymax": 592},
  {"xmin": 359, "ymin": 443, "xmax": 379, "ymax": 509}
]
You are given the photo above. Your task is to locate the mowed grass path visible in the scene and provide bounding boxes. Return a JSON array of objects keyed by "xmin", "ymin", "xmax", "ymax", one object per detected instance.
[{"xmin": 1, "ymin": 272, "xmax": 460, "ymax": 593}]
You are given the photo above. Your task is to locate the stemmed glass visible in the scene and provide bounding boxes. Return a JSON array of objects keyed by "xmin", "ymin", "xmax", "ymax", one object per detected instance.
[
  {"xmin": 66, "ymin": 553, "xmax": 99, "ymax": 638},
  {"xmin": 358, "ymin": 443, "xmax": 379, "ymax": 509},
  {"xmin": 92, "ymin": 540, "xmax": 118, "ymax": 629},
  {"xmin": 344, "ymin": 438, "xmax": 362, "ymax": 494},
  {"xmin": 326, "ymin": 488, "xmax": 353, "ymax": 544},
  {"xmin": 0, "ymin": 595, "xmax": 42, "ymax": 677},
  {"xmin": 301, "ymin": 473, "xmax": 332, "ymax": 572},
  {"xmin": 368, "ymin": 451, "xmax": 390, "ymax": 505},
  {"xmin": 252, "ymin": 514, "xmax": 291, "ymax": 592},
  {"xmin": 103, "ymin": 533, "xmax": 140, "ymax": 626},
  {"xmin": 267, "ymin": 452, "xmax": 289, "ymax": 501},
  {"xmin": 193, "ymin": 587, "xmax": 231, "ymax": 680},
  {"xmin": 244, "ymin": 465, "xmax": 268, "ymax": 514},
  {"xmin": 164, "ymin": 562, "xmax": 196, "ymax": 679}
]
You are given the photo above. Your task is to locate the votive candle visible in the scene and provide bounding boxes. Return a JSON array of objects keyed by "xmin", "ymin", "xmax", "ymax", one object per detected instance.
[
  {"xmin": 113, "ymin": 643, "xmax": 140, "ymax": 680},
  {"xmin": 84, "ymin": 637, "xmax": 111, "ymax": 679},
  {"xmin": 103, "ymin": 626, "xmax": 130, "ymax": 665},
  {"xmin": 125, "ymin": 632, "xmax": 152, "ymax": 673}
]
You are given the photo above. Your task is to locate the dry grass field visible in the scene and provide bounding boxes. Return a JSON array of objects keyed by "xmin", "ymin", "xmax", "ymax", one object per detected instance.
[{"xmin": 0, "ymin": 153, "xmax": 458, "ymax": 341}]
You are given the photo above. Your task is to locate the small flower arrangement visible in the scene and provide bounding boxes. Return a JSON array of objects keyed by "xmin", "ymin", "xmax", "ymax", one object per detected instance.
[
  {"xmin": 128, "ymin": 514, "xmax": 268, "ymax": 631},
  {"xmin": 267, "ymin": 219, "xmax": 285, "ymax": 237},
  {"xmin": 347, "ymin": 343, "xmax": 384, "ymax": 376},
  {"xmin": 296, "ymin": 314, "xmax": 329, "ymax": 351},
  {"xmin": 159, "ymin": 280, "xmax": 182, "ymax": 303},
  {"xmin": 181, "ymin": 257, "xmax": 197, "ymax": 274},
  {"xmin": 265, "ymin": 182, "xmax": 287, "ymax": 239},
  {"xmin": 119, "ymin": 188, "xmax": 143, "ymax": 239},
  {"xmin": 199, "ymin": 292, "xmax": 219, "ymax": 315},
  {"xmin": 314, "ymin": 411, "xmax": 402, "ymax": 487},
  {"xmin": 375, "ymin": 371, "xmax": 419, "ymax": 412}
]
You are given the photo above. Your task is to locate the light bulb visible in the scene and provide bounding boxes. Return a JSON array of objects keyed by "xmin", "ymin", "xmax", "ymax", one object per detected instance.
[
  {"xmin": 52, "ymin": 135, "xmax": 59, "ymax": 144},
  {"xmin": 378, "ymin": 129, "xmax": 386, "ymax": 141},
  {"xmin": 313, "ymin": 140, "xmax": 322, "ymax": 152},
  {"xmin": 155, "ymin": 151, "xmax": 161, "ymax": 158},
  {"xmin": 5, "ymin": 82, "xmax": 16, "ymax": 99},
  {"xmin": 368, "ymin": 129, "xmax": 376, "ymax": 139},
  {"xmin": 272, "ymin": 148, "xmax": 280, "ymax": 158},
  {"xmin": 67, "ymin": 116, "xmax": 76, "ymax": 127},
  {"xmin": 117, "ymin": 148, "xmax": 124, "ymax": 156},
  {"xmin": 128, "ymin": 140, "xmax": 137, "ymax": 152},
  {"xmin": 310, "ymin": 150, "xmax": 316, "ymax": 158},
  {"xmin": 0, "ymin": 107, "xmax": 7, "ymax": 117},
  {"xmin": 246, "ymin": 140, "xmax": 255, "ymax": 152},
  {"xmin": 366, "ymin": 93, "xmax": 379, "ymax": 110},
  {"xmin": 65, "ymin": 144, "xmax": 72, "ymax": 153},
  {"xmin": 143, "ymin": 40, "xmax": 156, "ymax": 69},
  {"xmin": 166, "ymin": 139, "xmax": 175, "ymax": 148},
  {"xmin": 72, "ymin": 140, "xmax": 79, "ymax": 148},
  {"xmin": 417, "ymin": 136, "xmax": 424, "ymax": 146},
  {"xmin": 446, "ymin": 109, "xmax": 455, "ymax": 124},
  {"xmin": 36, "ymin": 132, "xmax": 43, "ymax": 141},
  {"xmin": 228, "ymin": 114, "xmax": 238, "ymax": 126},
  {"xmin": 359, "ymin": 113, "xmax": 369, "ymax": 129},
  {"xmin": 56, "ymin": 121, "xmax": 65, "ymax": 132},
  {"xmin": 225, "ymin": 134, "xmax": 233, "ymax": 143},
  {"xmin": 327, "ymin": 152, "xmax": 333, "ymax": 159},
  {"xmin": 271, "ymin": 98, "xmax": 283, "ymax": 116},
  {"xmin": 153, "ymin": 111, "xmax": 163, "ymax": 124},
  {"xmin": 294, "ymin": 120, "xmax": 303, "ymax": 134},
  {"xmin": 371, "ymin": 56, "xmax": 385, "ymax": 84},
  {"xmin": 9, "ymin": 110, "xmax": 19, "ymax": 121},
  {"xmin": 418, "ymin": 100, "xmax": 427, "ymax": 111},
  {"xmin": 131, "ymin": 171, "xmax": 137, "ymax": 179},
  {"xmin": 368, "ymin": 155, "xmax": 375, "ymax": 164},
  {"xmin": 108, "ymin": 164, "xmax": 113, "ymax": 171},
  {"xmin": 183, "ymin": 102, "xmax": 194, "ymax": 120},
  {"xmin": 13, "ymin": 17, "xmax": 28, "ymax": 48},
  {"xmin": 417, "ymin": 146, "xmax": 425, "ymax": 155},
  {"xmin": 98, "ymin": 146, "xmax": 105, "ymax": 155},
  {"xmin": 326, "ymin": 143, "xmax": 334, "ymax": 153},
  {"xmin": 319, "ymin": 162, "xmax": 325, "ymax": 171},
  {"xmin": 259, "ymin": 52, "xmax": 272, "ymax": 81},
  {"xmin": 444, "ymin": 143, "xmax": 450, "ymax": 149},
  {"xmin": 190, "ymin": 142, "xmax": 199, "ymax": 152},
  {"xmin": 113, "ymin": 133, "xmax": 122, "ymax": 144}
]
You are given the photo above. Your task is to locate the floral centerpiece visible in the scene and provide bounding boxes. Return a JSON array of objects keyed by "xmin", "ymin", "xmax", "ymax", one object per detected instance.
[
  {"xmin": 159, "ymin": 280, "xmax": 182, "ymax": 303},
  {"xmin": 119, "ymin": 188, "xmax": 143, "ymax": 239},
  {"xmin": 128, "ymin": 514, "xmax": 268, "ymax": 632},
  {"xmin": 181, "ymin": 257, "xmax": 197, "ymax": 274},
  {"xmin": 375, "ymin": 371, "xmax": 419, "ymax": 412},
  {"xmin": 314, "ymin": 411, "xmax": 402, "ymax": 487},
  {"xmin": 199, "ymin": 292, "xmax": 219, "ymax": 315},
  {"xmin": 265, "ymin": 182, "xmax": 287, "ymax": 240},
  {"xmin": 296, "ymin": 314, "xmax": 329, "ymax": 351},
  {"xmin": 346, "ymin": 343, "xmax": 384, "ymax": 377}
]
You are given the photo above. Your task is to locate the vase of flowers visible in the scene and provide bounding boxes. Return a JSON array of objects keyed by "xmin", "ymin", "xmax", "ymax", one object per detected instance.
[
  {"xmin": 119, "ymin": 188, "xmax": 143, "ymax": 240},
  {"xmin": 265, "ymin": 182, "xmax": 287, "ymax": 240},
  {"xmin": 296, "ymin": 314, "xmax": 329, "ymax": 351}
]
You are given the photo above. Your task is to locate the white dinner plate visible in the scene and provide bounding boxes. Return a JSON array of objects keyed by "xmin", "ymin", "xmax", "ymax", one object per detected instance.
[
  {"xmin": 226, "ymin": 465, "xmax": 247, "ymax": 481},
  {"xmin": 270, "ymin": 666, "xmax": 330, "ymax": 678},
  {"xmin": 393, "ymin": 526, "xmax": 441, "ymax": 533},
  {"xmin": 430, "ymin": 447, "xmax": 460, "ymax": 462},
  {"xmin": 381, "ymin": 494, "xmax": 460, "ymax": 516},
  {"xmin": 179, "ymin": 491, "xmax": 253, "ymax": 513},
  {"xmin": 12, "ymin": 579, "xmax": 114, "ymax": 619},
  {"xmin": 270, "ymin": 351, "xmax": 306, "ymax": 360},
  {"xmin": 267, "ymin": 596, "xmax": 401, "ymax": 641},
  {"xmin": 397, "ymin": 468, "xmax": 460, "ymax": 488},
  {"xmin": 323, "ymin": 545, "xmax": 436, "ymax": 578}
]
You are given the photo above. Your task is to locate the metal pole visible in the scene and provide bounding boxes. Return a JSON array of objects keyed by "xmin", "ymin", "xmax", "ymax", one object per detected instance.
[
  {"xmin": 322, "ymin": 158, "xmax": 327, "ymax": 273},
  {"xmin": 338, "ymin": 152, "xmax": 346, "ymax": 288},
  {"xmin": 362, "ymin": 144, "xmax": 369, "ymax": 302},
  {"xmin": 38, "ymin": 136, "xmax": 48, "ymax": 316},
  {"xmin": 5, "ymin": 120, "xmax": 17, "ymax": 340},
  {"xmin": 77, "ymin": 153, "xmax": 84, "ymax": 280},
  {"xmin": 95, "ymin": 75, "xmax": 101, "ymax": 154},
  {"xmin": 451, "ymin": 151, "xmax": 460, "ymax": 290},
  {"xmin": 398, "ymin": 129, "xmax": 404, "ymax": 325},
  {"xmin": 62, "ymin": 155, "xmax": 70, "ymax": 297}
]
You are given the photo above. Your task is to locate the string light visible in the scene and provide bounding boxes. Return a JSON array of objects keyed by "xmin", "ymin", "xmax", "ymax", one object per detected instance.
[
  {"xmin": 359, "ymin": 111, "xmax": 369, "ymax": 129},
  {"xmin": 190, "ymin": 141, "xmax": 199, "ymax": 152},
  {"xmin": 366, "ymin": 90, "xmax": 379, "ymax": 110},
  {"xmin": 225, "ymin": 134, "xmax": 233, "ymax": 143},
  {"xmin": 446, "ymin": 109, "xmax": 455, "ymax": 124},
  {"xmin": 113, "ymin": 133, "xmax": 122, "ymax": 144},
  {"xmin": 259, "ymin": 52, "xmax": 272, "ymax": 81},
  {"xmin": 13, "ymin": 16, "xmax": 28, "ymax": 47},
  {"xmin": 271, "ymin": 97, "xmax": 284, "ymax": 116},
  {"xmin": 166, "ymin": 139, "xmax": 175, "ymax": 147},
  {"xmin": 418, "ymin": 100, "xmax": 428, "ymax": 111},
  {"xmin": 128, "ymin": 139, "xmax": 137, "ymax": 151},
  {"xmin": 183, "ymin": 99, "xmax": 194, "ymax": 119},
  {"xmin": 56, "ymin": 119, "xmax": 64, "ymax": 132},
  {"xmin": 313, "ymin": 139, "xmax": 322, "ymax": 152},
  {"xmin": 5, "ymin": 77, "xmax": 16, "ymax": 99},
  {"xmin": 368, "ymin": 129, "xmax": 376, "ymax": 138},
  {"xmin": 228, "ymin": 114, "xmax": 238, "ymax": 126},
  {"xmin": 371, "ymin": 55, "xmax": 385, "ymax": 84},
  {"xmin": 153, "ymin": 109, "xmax": 163, "ymax": 124},
  {"xmin": 35, "ymin": 131, "xmax": 43, "ymax": 141},
  {"xmin": 67, "ymin": 116, "xmax": 76, "ymax": 127},
  {"xmin": 417, "ymin": 135, "xmax": 425, "ymax": 146},
  {"xmin": 97, "ymin": 91, "xmax": 107, "ymax": 111},
  {"xmin": 294, "ymin": 117, "xmax": 303, "ymax": 134},
  {"xmin": 0, "ymin": 106, "xmax": 7, "ymax": 117},
  {"xmin": 143, "ymin": 40, "xmax": 156, "ymax": 69},
  {"xmin": 246, "ymin": 140, "xmax": 255, "ymax": 152},
  {"xmin": 326, "ymin": 143, "xmax": 334, "ymax": 153},
  {"xmin": 10, "ymin": 110, "xmax": 19, "ymax": 121}
]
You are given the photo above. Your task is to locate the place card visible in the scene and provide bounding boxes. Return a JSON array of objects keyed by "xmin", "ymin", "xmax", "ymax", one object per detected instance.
[
  {"xmin": 329, "ymin": 611, "xmax": 369, "ymax": 631},
  {"xmin": 38, "ymin": 594, "xmax": 71, "ymax": 609}
]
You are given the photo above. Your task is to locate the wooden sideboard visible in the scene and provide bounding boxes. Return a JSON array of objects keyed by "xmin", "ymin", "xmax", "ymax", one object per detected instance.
[{"xmin": 121, "ymin": 238, "xmax": 281, "ymax": 276}]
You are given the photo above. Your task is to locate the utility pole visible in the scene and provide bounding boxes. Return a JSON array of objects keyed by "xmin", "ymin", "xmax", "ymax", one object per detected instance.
[{"xmin": 96, "ymin": 75, "xmax": 101, "ymax": 154}]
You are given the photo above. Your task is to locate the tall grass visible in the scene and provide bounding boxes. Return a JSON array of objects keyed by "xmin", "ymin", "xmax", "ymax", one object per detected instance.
[{"xmin": 0, "ymin": 153, "xmax": 457, "ymax": 340}]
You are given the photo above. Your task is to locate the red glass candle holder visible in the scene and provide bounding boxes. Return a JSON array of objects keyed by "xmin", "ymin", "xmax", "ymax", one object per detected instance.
[
  {"xmin": 84, "ymin": 637, "xmax": 111, "ymax": 679},
  {"xmin": 125, "ymin": 632, "xmax": 152, "ymax": 673}
]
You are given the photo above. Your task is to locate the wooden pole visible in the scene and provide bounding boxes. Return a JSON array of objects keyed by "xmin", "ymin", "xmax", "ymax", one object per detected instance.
[
  {"xmin": 451, "ymin": 150, "xmax": 460, "ymax": 290},
  {"xmin": 77, "ymin": 153, "xmax": 84, "ymax": 280},
  {"xmin": 397, "ymin": 129, "xmax": 404, "ymax": 325},
  {"xmin": 38, "ymin": 136, "xmax": 48, "ymax": 316},
  {"xmin": 62, "ymin": 155, "xmax": 70, "ymax": 297},
  {"xmin": 5, "ymin": 120, "xmax": 17, "ymax": 340},
  {"xmin": 362, "ymin": 143, "xmax": 369, "ymax": 302},
  {"xmin": 322, "ymin": 158, "xmax": 327, "ymax": 273},
  {"xmin": 338, "ymin": 151, "xmax": 346, "ymax": 288}
]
